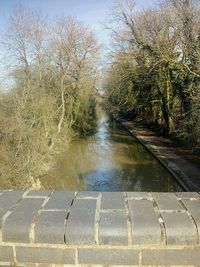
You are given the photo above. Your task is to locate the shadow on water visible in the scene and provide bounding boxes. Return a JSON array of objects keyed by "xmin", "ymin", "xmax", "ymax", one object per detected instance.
[{"xmin": 42, "ymin": 108, "xmax": 182, "ymax": 191}]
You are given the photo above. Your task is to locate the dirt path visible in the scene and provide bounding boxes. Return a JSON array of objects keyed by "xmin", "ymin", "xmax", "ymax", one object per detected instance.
[{"xmin": 118, "ymin": 118, "xmax": 200, "ymax": 191}]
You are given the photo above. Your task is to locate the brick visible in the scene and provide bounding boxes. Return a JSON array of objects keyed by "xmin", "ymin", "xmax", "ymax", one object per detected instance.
[
  {"xmin": 161, "ymin": 212, "xmax": 196, "ymax": 245},
  {"xmin": 176, "ymin": 192, "xmax": 200, "ymax": 199},
  {"xmin": 0, "ymin": 190, "xmax": 24, "ymax": 227},
  {"xmin": 14, "ymin": 264, "xmax": 39, "ymax": 267},
  {"xmin": 16, "ymin": 247, "xmax": 75, "ymax": 264},
  {"xmin": 151, "ymin": 193, "xmax": 184, "ymax": 210},
  {"xmin": 142, "ymin": 248, "xmax": 200, "ymax": 265},
  {"xmin": 182, "ymin": 199, "xmax": 200, "ymax": 213},
  {"xmin": 78, "ymin": 248, "xmax": 139, "ymax": 265},
  {"xmin": 34, "ymin": 210, "xmax": 67, "ymax": 244},
  {"xmin": 65, "ymin": 199, "xmax": 96, "ymax": 244},
  {"xmin": 26, "ymin": 190, "xmax": 52, "ymax": 197},
  {"xmin": 101, "ymin": 192, "xmax": 125, "ymax": 209},
  {"xmin": 182, "ymin": 199, "xmax": 200, "ymax": 241},
  {"xmin": 0, "ymin": 246, "xmax": 14, "ymax": 262},
  {"xmin": 76, "ymin": 191, "xmax": 99, "ymax": 198},
  {"xmin": 99, "ymin": 211, "xmax": 128, "ymax": 245},
  {"xmin": 44, "ymin": 191, "xmax": 74, "ymax": 210},
  {"xmin": 127, "ymin": 192, "xmax": 149, "ymax": 199},
  {"xmin": 128, "ymin": 199, "xmax": 161, "ymax": 245},
  {"xmin": 3, "ymin": 198, "xmax": 44, "ymax": 242}
]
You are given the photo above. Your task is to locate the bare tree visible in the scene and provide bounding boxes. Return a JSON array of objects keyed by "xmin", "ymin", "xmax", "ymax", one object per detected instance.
[{"xmin": 0, "ymin": 5, "xmax": 100, "ymax": 188}]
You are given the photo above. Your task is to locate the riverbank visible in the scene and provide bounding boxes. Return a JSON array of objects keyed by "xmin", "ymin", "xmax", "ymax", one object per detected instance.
[{"xmin": 118, "ymin": 117, "xmax": 200, "ymax": 191}]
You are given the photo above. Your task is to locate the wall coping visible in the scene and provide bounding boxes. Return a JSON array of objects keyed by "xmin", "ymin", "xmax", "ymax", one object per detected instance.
[{"xmin": 0, "ymin": 190, "xmax": 200, "ymax": 266}]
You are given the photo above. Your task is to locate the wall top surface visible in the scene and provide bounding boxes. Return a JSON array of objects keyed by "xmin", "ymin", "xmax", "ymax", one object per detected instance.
[{"xmin": 0, "ymin": 190, "xmax": 200, "ymax": 247}]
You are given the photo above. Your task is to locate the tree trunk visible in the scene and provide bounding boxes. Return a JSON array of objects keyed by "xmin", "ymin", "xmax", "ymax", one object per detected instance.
[{"xmin": 57, "ymin": 73, "xmax": 65, "ymax": 134}]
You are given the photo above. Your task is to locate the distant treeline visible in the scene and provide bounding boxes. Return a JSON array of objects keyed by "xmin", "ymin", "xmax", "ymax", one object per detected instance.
[
  {"xmin": 104, "ymin": 0, "xmax": 200, "ymax": 150},
  {"xmin": 0, "ymin": 5, "xmax": 99, "ymax": 188}
]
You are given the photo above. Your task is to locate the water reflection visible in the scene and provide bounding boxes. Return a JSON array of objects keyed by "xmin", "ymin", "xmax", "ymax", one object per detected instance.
[{"xmin": 42, "ymin": 108, "xmax": 182, "ymax": 191}]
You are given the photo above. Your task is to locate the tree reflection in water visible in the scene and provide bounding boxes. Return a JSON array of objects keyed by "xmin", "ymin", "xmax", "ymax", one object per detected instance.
[{"xmin": 42, "ymin": 109, "xmax": 182, "ymax": 192}]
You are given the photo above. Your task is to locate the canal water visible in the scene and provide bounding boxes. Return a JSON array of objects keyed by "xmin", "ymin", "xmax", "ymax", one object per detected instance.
[{"xmin": 42, "ymin": 108, "xmax": 182, "ymax": 191}]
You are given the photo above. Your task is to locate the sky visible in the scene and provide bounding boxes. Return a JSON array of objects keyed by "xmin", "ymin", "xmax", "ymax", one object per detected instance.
[
  {"xmin": 0, "ymin": 0, "xmax": 158, "ymax": 42},
  {"xmin": 0, "ymin": 0, "xmax": 158, "ymax": 87},
  {"xmin": 0, "ymin": 0, "xmax": 113, "ymax": 42}
]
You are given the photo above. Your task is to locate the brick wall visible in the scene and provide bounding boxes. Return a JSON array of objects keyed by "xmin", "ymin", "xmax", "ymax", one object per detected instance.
[{"xmin": 0, "ymin": 190, "xmax": 200, "ymax": 266}]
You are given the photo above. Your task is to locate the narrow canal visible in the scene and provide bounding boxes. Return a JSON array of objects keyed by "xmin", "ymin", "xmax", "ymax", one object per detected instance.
[{"xmin": 42, "ymin": 108, "xmax": 182, "ymax": 191}]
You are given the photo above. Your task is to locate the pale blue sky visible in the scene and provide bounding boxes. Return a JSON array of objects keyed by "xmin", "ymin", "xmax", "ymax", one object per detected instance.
[
  {"xmin": 0, "ymin": 0, "xmax": 112, "ymax": 40},
  {"xmin": 0, "ymin": 0, "xmax": 158, "ymax": 41},
  {"xmin": 0, "ymin": 0, "xmax": 158, "ymax": 86}
]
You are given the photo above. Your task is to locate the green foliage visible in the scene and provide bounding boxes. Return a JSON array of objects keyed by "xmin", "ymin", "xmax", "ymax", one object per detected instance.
[
  {"xmin": 105, "ymin": 55, "xmax": 137, "ymax": 114},
  {"xmin": 105, "ymin": 0, "xmax": 200, "ymax": 149}
]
